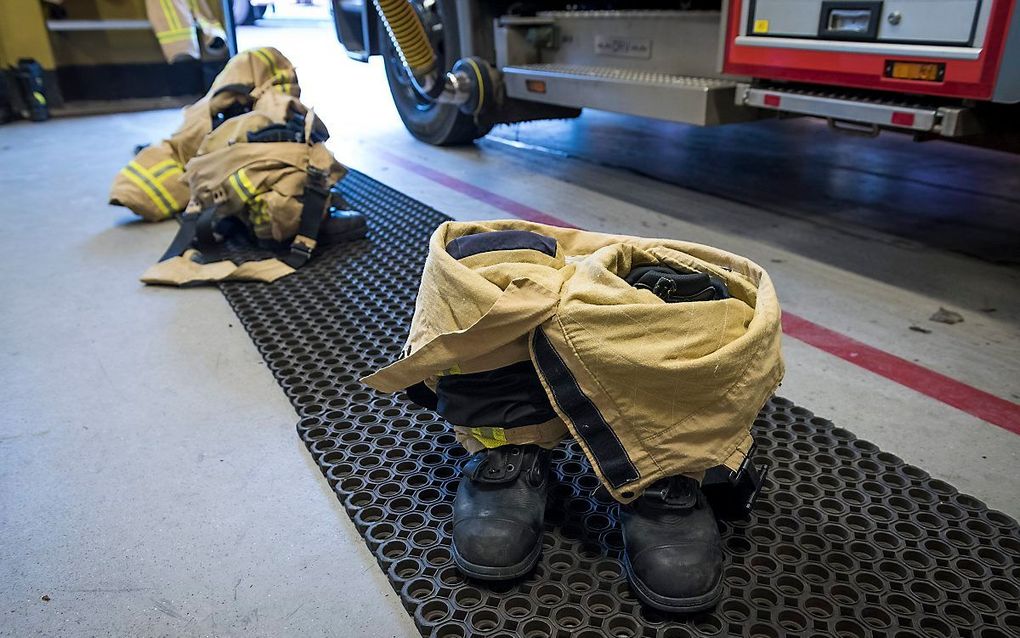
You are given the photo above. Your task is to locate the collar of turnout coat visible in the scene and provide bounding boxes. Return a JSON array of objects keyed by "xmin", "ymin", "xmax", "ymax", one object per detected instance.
[{"xmin": 363, "ymin": 220, "xmax": 784, "ymax": 503}]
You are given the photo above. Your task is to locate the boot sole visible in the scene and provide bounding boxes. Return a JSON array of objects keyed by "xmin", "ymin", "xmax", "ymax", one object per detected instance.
[
  {"xmin": 622, "ymin": 554, "xmax": 724, "ymax": 614},
  {"xmin": 318, "ymin": 226, "xmax": 367, "ymax": 246},
  {"xmin": 451, "ymin": 538, "xmax": 542, "ymax": 581}
]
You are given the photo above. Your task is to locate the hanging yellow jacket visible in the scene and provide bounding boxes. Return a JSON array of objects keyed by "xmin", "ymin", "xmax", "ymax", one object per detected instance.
[
  {"xmin": 188, "ymin": 0, "xmax": 227, "ymax": 57},
  {"xmin": 144, "ymin": 0, "xmax": 226, "ymax": 62},
  {"xmin": 363, "ymin": 220, "xmax": 784, "ymax": 503},
  {"xmin": 110, "ymin": 47, "xmax": 301, "ymax": 222},
  {"xmin": 139, "ymin": 91, "xmax": 346, "ymax": 286}
]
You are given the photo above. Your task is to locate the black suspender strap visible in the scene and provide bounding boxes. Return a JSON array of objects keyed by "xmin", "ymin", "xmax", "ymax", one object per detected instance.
[
  {"xmin": 281, "ymin": 167, "xmax": 331, "ymax": 269},
  {"xmin": 195, "ymin": 207, "xmax": 218, "ymax": 245},
  {"xmin": 161, "ymin": 171, "xmax": 332, "ymax": 269},
  {"xmin": 246, "ymin": 124, "xmax": 305, "ymax": 143},
  {"xmin": 158, "ymin": 207, "xmax": 221, "ymax": 262},
  {"xmin": 157, "ymin": 206, "xmax": 229, "ymax": 261},
  {"xmin": 159, "ymin": 212, "xmax": 200, "ymax": 262}
]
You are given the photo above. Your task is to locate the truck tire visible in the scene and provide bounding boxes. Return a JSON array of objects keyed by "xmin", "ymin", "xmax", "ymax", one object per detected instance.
[
  {"xmin": 380, "ymin": 0, "xmax": 491, "ymax": 146},
  {"xmin": 233, "ymin": 0, "xmax": 266, "ymax": 26}
]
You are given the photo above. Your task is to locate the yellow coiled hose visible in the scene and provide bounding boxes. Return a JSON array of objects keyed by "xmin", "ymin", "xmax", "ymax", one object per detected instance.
[{"xmin": 373, "ymin": 0, "xmax": 437, "ymax": 77}]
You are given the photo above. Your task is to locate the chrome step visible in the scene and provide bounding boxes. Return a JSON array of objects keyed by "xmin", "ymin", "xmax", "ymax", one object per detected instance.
[
  {"xmin": 502, "ymin": 64, "xmax": 757, "ymax": 126},
  {"xmin": 737, "ymin": 84, "xmax": 977, "ymax": 136}
]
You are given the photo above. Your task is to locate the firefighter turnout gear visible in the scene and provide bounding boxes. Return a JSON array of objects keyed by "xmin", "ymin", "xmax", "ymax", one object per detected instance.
[
  {"xmin": 144, "ymin": 0, "xmax": 227, "ymax": 62},
  {"xmin": 110, "ymin": 48, "xmax": 354, "ymax": 286},
  {"xmin": 140, "ymin": 91, "xmax": 346, "ymax": 286},
  {"xmin": 110, "ymin": 47, "xmax": 300, "ymax": 222},
  {"xmin": 363, "ymin": 220, "xmax": 784, "ymax": 504}
]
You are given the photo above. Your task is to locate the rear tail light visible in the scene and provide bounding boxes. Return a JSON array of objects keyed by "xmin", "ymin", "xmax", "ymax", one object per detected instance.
[{"xmin": 891, "ymin": 111, "xmax": 916, "ymax": 126}]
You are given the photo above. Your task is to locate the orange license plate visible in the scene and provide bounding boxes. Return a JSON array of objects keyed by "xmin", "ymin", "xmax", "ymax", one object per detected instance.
[{"xmin": 884, "ymin": 61, "xmax": 945, "ymax": 82}]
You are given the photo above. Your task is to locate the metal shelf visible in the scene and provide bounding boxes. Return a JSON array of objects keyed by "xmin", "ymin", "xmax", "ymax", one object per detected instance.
[{"xmin": 46, "ymin": 19, "xmax": 151, "ymax": 32}]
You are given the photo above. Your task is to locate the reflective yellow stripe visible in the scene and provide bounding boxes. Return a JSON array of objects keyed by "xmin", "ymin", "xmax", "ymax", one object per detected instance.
[
  {"xmin": 120, "ymin": 166, "xmax": 172, "ymax": 217},
  {"xmin": 131, "ymin": 162, "xmax": 180, "ymax": 210},
  {"xmin": 470, "ymin": 427, "xmax": 508, "ymax": 449},
  {"xmin": 156, "ymin": 27, "xmax": 194, "ymax": 43},
  {"xmin": 153, "ymin": 163, "xmax": 183, "ymax": 179},
  {"xmin": 128, "ymin": 161, "xmax": 180, "ymax": 212},
  {"xmin": 150, "ymin": 158, "xmax": 177, "ymax": 170},
  {"xmin": 276, "ymin": 72, "xmax": 290, "ymax": 94},
  {"xmin": 237, "ymin": 169, "xmax": 257, "ymax": 197},
  {"xmin": 228, "ymin": 173, "xmax": 248, "ymax": 202},
  {"xmin": 157, "ymin": 27, "xmax": 193, "ymax": 38},
  {"xmin": 252, "ymin": 49, "xmax": 290, "ymax": 93},
  {"xmin": 183, "ymin": 0, "xmax": 223, "ymax": 33},
  {"xmin": 160, "ymin": 0, "xmax": 182, "ymax": 30},
  {"xmin": 230, "ymin": 170, "xmax": 269, "ymax": 225},
  {"xmin": 157, "ymin": 33, "xmax": 194, "ymax": 44},
  {"xmin": 253, "ymin": 48, "xmax": 276, "ymax": 72},
  {"xmin": 150, "ymin": 158, "xmax": 180, "ymax": 172},
  {"xmin": 229, "ymin": 169, "xmax": 260, "ymax": 203},
  {"xmin": 248, "ymin": 196, "xmax": 270, "ymax": 226},
  {"xmin": 195, "ymin": 17, "xmax": 221, "ymax": 32},
  {"xmin": 435, "ymin": 364, "xmax": 462, "ymax": 377}
]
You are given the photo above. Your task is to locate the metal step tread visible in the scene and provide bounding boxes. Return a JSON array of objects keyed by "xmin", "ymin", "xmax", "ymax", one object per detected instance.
[
  {"xmin": 536, "ymin": 10, "xmax": 722, "ymax": 19},
  {"xmin": 751, "ymin": 84, "xmax": 943, "ymax": 111},
  {"xmin": 739, "ymin": 83, "xmax": 974, "ymax": 135},
  {"xmin": 503, "ymin": 64, "xmax": 735, "ymax": 90},
  {"xmin": 502, "ymin": 65, "xmax": 752, "ymax": 126}
]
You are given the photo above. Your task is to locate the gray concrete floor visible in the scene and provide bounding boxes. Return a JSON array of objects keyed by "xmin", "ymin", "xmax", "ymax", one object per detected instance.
[
  {"xmin": 2, "ymin": 18, "xmax": 1019, "ymax": 637},
  {"xmin": 0, "ymin": 117, "xmax": 416, "ymax": 635}
]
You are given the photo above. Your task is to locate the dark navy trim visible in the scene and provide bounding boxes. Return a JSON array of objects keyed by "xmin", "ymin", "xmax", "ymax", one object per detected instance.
[
  {"xmin": 434, "ymin": 361, "xmax": 558, "ymax": 429},
  {"xmin": 531, "ymin": 329, "xmax": 640, "ymax": 488},
  {"xmin": 446, "ymin": 230, "xmax": 557, "ymax": 260}
]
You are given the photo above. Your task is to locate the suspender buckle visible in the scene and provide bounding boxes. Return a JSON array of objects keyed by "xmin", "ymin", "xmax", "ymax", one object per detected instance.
[
  {"xmin": 289, "ymin": 240, "xmax": 313, "ymax": 261},
  {"xmin": 306, "ymin": 166, "xmax": 328, "ymax": 192},
  {"xmin": 701, "ymin": 440, "xmax": 768, "ymax": 520}
]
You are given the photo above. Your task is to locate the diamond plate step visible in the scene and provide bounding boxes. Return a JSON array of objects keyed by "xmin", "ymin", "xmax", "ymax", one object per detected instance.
[
  {"xmin": 502, "ymin": 64, "xmax": 756, "ymax": 125},
  {"xmin": 738, "ymin": 83, "xmax": 977, "ymax": 136}
]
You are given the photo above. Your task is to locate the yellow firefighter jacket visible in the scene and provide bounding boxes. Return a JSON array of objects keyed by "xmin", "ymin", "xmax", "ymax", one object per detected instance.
[
  {"xmin": 363, "ymin": 220, "xmax": 784, "ymax": 503},
  {"xmin": 109, "ymin": 47, "xmax": 300, "ymax": 222}
]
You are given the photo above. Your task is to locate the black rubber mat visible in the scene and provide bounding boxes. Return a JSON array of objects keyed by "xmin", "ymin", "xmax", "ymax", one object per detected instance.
[{"xmin": 219, "ymin": 170, "xmax": 1020, "ymax": 638}]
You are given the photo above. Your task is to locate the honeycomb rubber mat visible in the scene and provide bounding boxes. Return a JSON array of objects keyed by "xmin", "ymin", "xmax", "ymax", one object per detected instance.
[{"xmin": 219, "ymin": 170, "xmax": 1020, "ymax": 638}]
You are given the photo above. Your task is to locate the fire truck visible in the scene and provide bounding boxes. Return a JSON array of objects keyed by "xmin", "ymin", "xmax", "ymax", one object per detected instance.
[{"xmin": 329, "ymin": 0, "xmax": 1020, "ymax": 148}]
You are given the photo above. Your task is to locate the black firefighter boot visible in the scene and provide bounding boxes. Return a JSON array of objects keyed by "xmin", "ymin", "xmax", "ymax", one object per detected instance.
[
  {"xmin": 318, "ymin": 208, "xmax": 367, "ymax": 245},
  {"xmin": 452, "ymin": 444, "xmax": 551, "ymax": 580},
  {"xmin": 621, "ymin": 475, "xmax": 724, "ymax": 613}
]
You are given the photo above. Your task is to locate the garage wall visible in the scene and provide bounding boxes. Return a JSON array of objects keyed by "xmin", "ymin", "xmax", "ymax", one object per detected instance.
[{"xmin": 0, "ymin": 1, "xmax": 56, "ymax": 69}]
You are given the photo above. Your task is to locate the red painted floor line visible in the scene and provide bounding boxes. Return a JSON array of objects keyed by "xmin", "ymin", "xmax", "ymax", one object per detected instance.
[
  {"xmin": 380, "ymin": 151, "xmax": 575, "ymax": 229},
  {"xmin": 781, "ymin": 314, "xmax": 1020, "ymax": 435},
  {"xmin": 376, "ymin": 148, "xmax": 1020, "ymax": 436}
]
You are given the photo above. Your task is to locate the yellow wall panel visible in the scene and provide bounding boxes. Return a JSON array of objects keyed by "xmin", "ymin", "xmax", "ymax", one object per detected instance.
[{"xmin": 0, "ymin": 1, "xmax": 57, "ymax": 68}]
